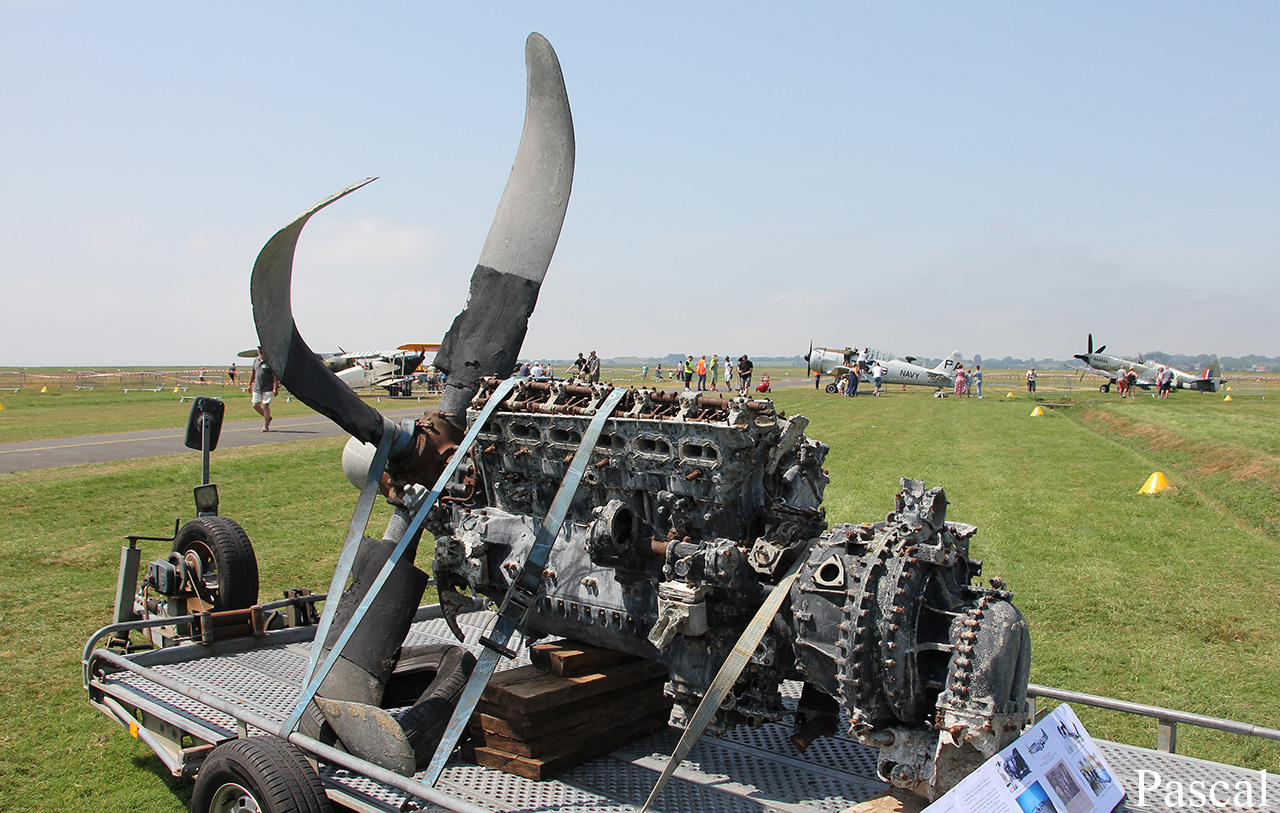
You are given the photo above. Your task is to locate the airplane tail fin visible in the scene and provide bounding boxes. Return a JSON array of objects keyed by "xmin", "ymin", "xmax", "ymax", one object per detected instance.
[
  {"xmin": 933, "ymin": 352, "xmax": 963, "ymax": 374},
  {"xmin": 1183, "ymin": 368, "xmax": 1219, "ymax": 393}
]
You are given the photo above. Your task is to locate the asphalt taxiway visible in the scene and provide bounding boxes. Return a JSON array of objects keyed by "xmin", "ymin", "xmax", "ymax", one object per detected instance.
[{"xmin": 0, "ymin": 408, "xmax": 428, "ymax": 474}]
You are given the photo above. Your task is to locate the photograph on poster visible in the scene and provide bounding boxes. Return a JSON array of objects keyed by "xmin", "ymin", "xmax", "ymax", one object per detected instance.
[
  {"xmin": 1027, "ymin": 730, "xmax": 1050, "ymax": 756},
  {"xmin": 1045, "ymin": 761, "xmax": 1092, "ymax": 813},
  {"xmin": 1001, "ymin": 749, "xmax": 1032, "ymax": 783},
  {"xmin": 1075, "ymin": 753, "xmax": 1115, "ymax": 796},
  {"xmin": 1056, "ymin": 717, "xmax": 1087, "ymax": 752},
  {"xmin": 1017, "ymin": 781, "xmax": 1060, "ymax": 813}
]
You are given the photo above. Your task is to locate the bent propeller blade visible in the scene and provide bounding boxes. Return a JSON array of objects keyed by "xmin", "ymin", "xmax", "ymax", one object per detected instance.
[
  {"xmin": 250, "ymin": 177, "xmax": 388, "ymax": 446},
  {"xmin": 435, "ymin": 32, "xmax": 575, "ymax": 419}
]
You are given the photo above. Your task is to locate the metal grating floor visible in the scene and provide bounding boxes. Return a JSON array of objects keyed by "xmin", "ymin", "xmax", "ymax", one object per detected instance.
[{"xmin": 95, "ymin": 610, "xmax": 1277, "ymax": 813}]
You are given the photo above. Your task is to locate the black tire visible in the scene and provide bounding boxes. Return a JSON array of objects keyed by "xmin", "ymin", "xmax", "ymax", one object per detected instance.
[
  {"xmin": 191, "ymin": 737, "xmax": 332, "ymax": 813},
  {"xmin": 1100, "ymin": 384, "xmax": 1110, "ymax": 393},
  {"xmin": 825, "ymin": 383, "xmax": 838, "ymax": 394},
  {"xmin": 173, "ymin": 517, "xmax": 259, "ymax": 611}
]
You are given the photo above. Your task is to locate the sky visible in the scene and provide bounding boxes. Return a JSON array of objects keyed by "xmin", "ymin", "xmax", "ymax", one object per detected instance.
[{"xmin": 3, "ymin": 1, "xmax": 1278, "ymax": 367}]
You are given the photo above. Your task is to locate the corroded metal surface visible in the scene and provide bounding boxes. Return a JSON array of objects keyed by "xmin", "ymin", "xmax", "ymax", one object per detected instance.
[{"xmin": 430, "ymin": 379, "xmax": 1031, "ymax": 798}]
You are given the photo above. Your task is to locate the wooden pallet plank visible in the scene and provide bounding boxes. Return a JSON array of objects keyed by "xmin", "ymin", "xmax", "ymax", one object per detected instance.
[
  {"xmin": 463, "ymin": 713, "xmax": 671, "ymax": 780},
  {"xmin": 528, "ymin": 640, "xmax": 640, "ymax": 677},
  {"xmin": 474, "ymin": 679, "xmax": 668, "ymax": 740},
  {"xmin": 471, "ymin": 694, "xmax": 674, "ymax": 757},
  {"xmin": 479, "ymin": 659, "xmax": 668, "ymax": 715}
]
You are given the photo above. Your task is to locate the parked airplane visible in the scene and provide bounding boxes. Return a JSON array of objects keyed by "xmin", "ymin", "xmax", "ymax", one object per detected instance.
[
  {"xmin": 804, "ymin": 345, "xmax": 964, "ymax": 393},
  {"xmin": 332, "ymin": 344, "xmax": 441, "ymax": 395},
  {"xmin": 1071, "ymin": 334, "xmax": 1219, "ymax": 393},
  {"xmin": 238, "ymin": 343, "xmax": 441, "ymax": 395}
]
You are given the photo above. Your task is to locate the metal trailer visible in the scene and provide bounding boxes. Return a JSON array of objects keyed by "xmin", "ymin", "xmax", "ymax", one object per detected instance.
[{"xmin": 84, "ymin": 602, "xmax": 1279, "ymax": 813}]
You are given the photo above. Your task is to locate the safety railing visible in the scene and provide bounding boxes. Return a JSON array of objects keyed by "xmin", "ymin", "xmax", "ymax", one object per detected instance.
[{"xmin": 1028, "ymin": 683, "xmax": 1280, "ymax": 755}]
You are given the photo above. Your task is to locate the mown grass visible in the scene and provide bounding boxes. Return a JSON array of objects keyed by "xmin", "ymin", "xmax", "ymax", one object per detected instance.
[
  {"xmin": 0, "ymin": 383, "xmax": 1276, "ymax": 811},
  {"xmin": 0, "ymin": 387, "xmax": 315, "ymax": 444},
  {"xmin": 0, "ymin": 438, "xmax": 403, "ymax": 812}
]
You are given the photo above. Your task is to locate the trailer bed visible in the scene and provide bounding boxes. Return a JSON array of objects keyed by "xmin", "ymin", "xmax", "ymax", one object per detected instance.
[{"xmin": 87, "ymin": 609, "xmax": 1277, "ymax": 813}]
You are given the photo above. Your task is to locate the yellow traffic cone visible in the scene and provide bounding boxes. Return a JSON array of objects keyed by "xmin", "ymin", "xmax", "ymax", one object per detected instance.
[
  {"xmin": 173, "ymin": 386, "xmax": 180, "ymax": 392},
  {"xmin": 0, "ymin": 401, "xmax": 5, "ymax": 410},
  {"xmin": 40, "ymin": 385, "xmax": 49, "ymax": 393},
  {"xmin": 1226, "ymin": 386, "xmax": 1233, "ymax": 392},
  {"xmin": 1224, "ymin": 395, "xmax": 1233, "ymax": 401},
  {"xmin": 1140, "ymin": 472, "xmax": 1170, "ymax": 494},
  {"xmin": 1005, "ymin": 392, "xmax": 1016, "ymax": 399},
  {"xmin": 1030, "ymin": 405, "xmax": 1046, "ymax": 417}
]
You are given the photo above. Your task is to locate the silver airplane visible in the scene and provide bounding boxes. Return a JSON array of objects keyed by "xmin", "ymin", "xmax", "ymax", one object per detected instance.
[
  {"xmin": 1072, "ymin": 334, "xmax": 1219, "ymax": 393},
  {"xmin": 805, "ymin": 345, "xmax": 964, "ymax": 392}
]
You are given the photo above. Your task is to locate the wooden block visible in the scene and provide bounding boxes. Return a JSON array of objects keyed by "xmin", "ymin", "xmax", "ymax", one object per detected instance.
[
  {"xmin": 463, "ymin": 712, "xmax": 671, "ymax": 780},
  {"xmin": 479, "ymin": 659, "xmax": 668, "ymax": 715},
  {"xmin": 474, "ymin": 679, "xmax": 668, "ymax": 740},
  {"xmin": 471, "ymin": 694, "xmax": 674, "ymax": 757},
  {"xmin": 840, "ymin": 789, "xmax": 928, "ymax": 813},
  {"xmin": 529, "ymin": 640, "xmax": 640, "ymax": 677}
]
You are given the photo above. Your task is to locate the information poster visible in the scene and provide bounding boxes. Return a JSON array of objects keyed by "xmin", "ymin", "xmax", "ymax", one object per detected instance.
[{"xmin": 924, "ymin": 705, "xmax": 1126, "ymax": 813}]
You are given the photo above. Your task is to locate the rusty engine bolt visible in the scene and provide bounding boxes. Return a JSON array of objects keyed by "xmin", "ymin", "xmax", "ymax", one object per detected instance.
[
  {"xmin": 685, "ymin": 468, "xmax": 703, "ymax": 481},
  {"xmin": 513, "ymin": 447, "xmax": 530, "ymax": 458}
]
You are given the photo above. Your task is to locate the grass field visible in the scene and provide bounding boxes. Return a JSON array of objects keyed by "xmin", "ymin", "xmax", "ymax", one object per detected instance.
[{"xmin": 0, "ymin": 380, "xmax": 1276, "ymax": 811}]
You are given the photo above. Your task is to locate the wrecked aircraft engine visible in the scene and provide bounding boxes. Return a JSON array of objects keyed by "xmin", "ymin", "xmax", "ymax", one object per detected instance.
[
  {"xmin": 247, "ymin": 32, "xmax": 1030, "ymax": 802},
  {"xmin": 422, "ymin": 378, "xmax": 1032, "ymax": 799}
]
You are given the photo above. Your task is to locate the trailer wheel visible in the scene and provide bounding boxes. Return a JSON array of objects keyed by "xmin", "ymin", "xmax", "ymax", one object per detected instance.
[
  {"xmin": 174, "ymin": 517, "xmax": 259, "ymax": 611},
  {"xmin": 191, "ymin": 737, "xmax": 332, "ymax": 813}
]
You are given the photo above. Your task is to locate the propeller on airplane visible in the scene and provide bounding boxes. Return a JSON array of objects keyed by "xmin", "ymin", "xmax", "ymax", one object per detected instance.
[
  {"xmin": 250, "ymin": 32, "xmax": 575, "ymax": 447},
  {"xmin": 1074, "ymin": 333, "xmax": 1105, "ymax": 363},
  {"xmin": 804, "ymin": 340, "xmax": 813, "ymax": 378}
]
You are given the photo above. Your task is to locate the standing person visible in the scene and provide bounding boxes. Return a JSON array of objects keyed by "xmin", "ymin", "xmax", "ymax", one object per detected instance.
[
  {"xmin": 519, "ymin": 360, "xmax": 532, "ymax": 377},
  {"xmin": 228, "ymin": 363, "xmax": 237, "ymax": 383},
  {"xmin": 814, "ymin": 369, "xmax": 822, "ymax": 390},
  {"xmin": 696, "ymin": 355, "xmax": 708, "ymax": 391},
  {"xmin": 1159, "ymin": 366, "xmax": 1174, "ymax": 399},
  {"xmin": 737, "ymin": 356, "xmax": 753, "ymax": 394},
  {"xmin": 954, "ymin": 365, "xmax": 968, "ymax": 397},
  {"xmin": 846, "ymin": 364, "xmax": 860, "ymax": 397},
  {"xmin": 972, "ymin": 365, "xmax": 983, "ymax": 398},
  {"xmin": 1027, "ymin": 368, "xmax": 1037, "ymax": 394},
  {"xmin": 709, "ymin": 354, "xmax": 718, "ymax": 391},
  {"xmin": 199, "ymin": 367, "xmax": 206, "ymax": 383},
  {"xmin": 571, "ymin": 353, "xmax": 587, "ymax": 377},
  {"xmin": 642, "ymin": 363, "xmax": 649, "ymax": 382},
  {"xmin": 655, "ymin": 363, "xmax": 663, "ymax": 381},
  {"xmin": 530, "ymin": 361, "xmax": 545, "ymax": 378},
  {"xmin": 872, "ymin": 361, "xmax": 884, "ymax": 396},
  {"xmin": 725, "ymin": 356, "xmax": 734, "ymax": 391},
  {"xmin": 586, "ymin": 351, "xmax": 601, "ymax": 383},
  {"xmin": 1126, "ymin": 366, "xmax": 1137, "ymax": 395},
  {"xmin": 249, "ymin": 347, "xmax": 278, "ymax": 432},
  {"xmin": 683, "ymin": 356, "xmax": 695, "ymax": 389}
]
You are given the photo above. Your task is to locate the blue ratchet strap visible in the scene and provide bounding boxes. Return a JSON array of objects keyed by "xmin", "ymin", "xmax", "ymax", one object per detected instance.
[
  {"xmin": 421, "ymin": 385, "xmax": 628, "ymax": 786},
  {"xmin": 640, "ymin": 538, "xmax": 816, "ymax": 813},
  {"xmin": 283, "ymin": 376, "xmax": 524, "ymax": 735},
  {"xmin": 302, "ymin": 417, "xmax": 400, "ymax": 685}
]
